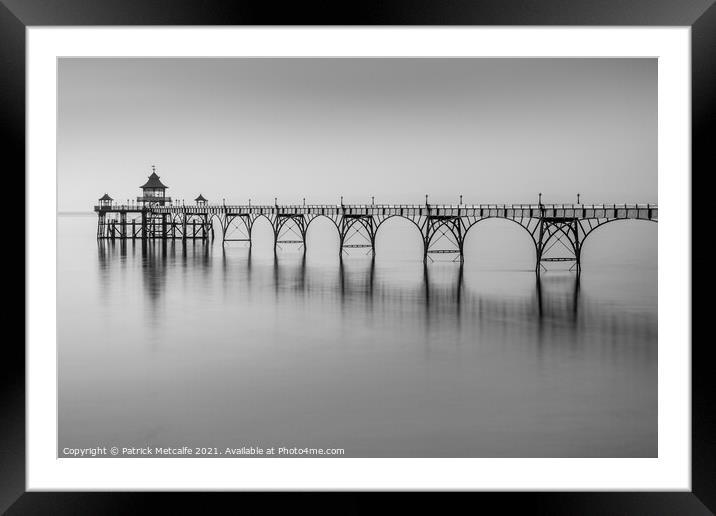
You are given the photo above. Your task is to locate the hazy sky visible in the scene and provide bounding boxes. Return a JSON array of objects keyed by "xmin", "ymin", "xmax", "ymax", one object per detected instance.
[{"xmin": 58, "ymin": 58, "xmax": 656, "ymax": 211}]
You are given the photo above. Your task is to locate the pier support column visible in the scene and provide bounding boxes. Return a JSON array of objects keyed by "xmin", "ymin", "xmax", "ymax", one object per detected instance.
[
  {"xmin": 141, "ymin": 211, "xmax": 148, "ymax": 240},
  {"xmin": 220, "ymin": 214, "xmax": 253, "ymax": 247},
  {"xmin": 120, "ymin": 212, "xmax": 126, "ymax": 239},
  {"xmin": 273, "ymin": 214, "xmax": 308, "ymax": 255},
  {"xmin": 204, "ymin": 214, "xmax": 211, "ymax": 241},
  {"xmin": 422, "ymin": 215, "xmax": 464, "ymax": 263},
  {"xmin": 96, "ymin": 214, "xmax": 105, "ymax": 239},
  {"xmin": 339, "ymin": 214, "xmax": 376, "ymax": 257},
  {"xmin": 535, "ymin": 217, "xmax": 581, "ymax": 275}
]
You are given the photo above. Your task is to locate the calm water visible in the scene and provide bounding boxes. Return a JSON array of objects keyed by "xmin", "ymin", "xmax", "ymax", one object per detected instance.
[{"xmin": 58, "ymin": 213, "xmax": 657, "ymax": 457}]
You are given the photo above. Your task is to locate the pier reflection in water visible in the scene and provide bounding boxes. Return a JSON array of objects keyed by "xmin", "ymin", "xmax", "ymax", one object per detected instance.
[{"xmin": 61, "ymin": 214, "xmax": 656, "ymax": 457}]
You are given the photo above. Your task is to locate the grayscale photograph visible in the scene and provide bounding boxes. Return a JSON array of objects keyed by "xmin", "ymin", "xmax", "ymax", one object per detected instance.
[{"xmin": 58, "ymin": 57, "xmax": 657, "ymax": 458}]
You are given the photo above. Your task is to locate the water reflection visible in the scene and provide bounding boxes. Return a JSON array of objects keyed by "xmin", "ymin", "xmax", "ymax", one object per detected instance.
[
  {"xmin": 98, "ymin": 239, "xmax": 213, "ymax": 324},
  {"xmin": 97, "ymin": 241, "xmax": 655, "ymax": 354}
]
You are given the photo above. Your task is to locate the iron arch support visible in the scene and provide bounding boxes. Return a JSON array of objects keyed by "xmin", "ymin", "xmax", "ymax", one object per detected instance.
[
  {"xmin": 247, "ymin": 214, "xmax": 277, "ymax": 249},
  {"xmin": 578, "ymin": 218, "xmax": 658, "ymax": 261},
  {"xmin": 463, "ymin": 216, "xmax": 540, "ymax": 265},
  {"xmin": 221, "ymin": 214, "xmax": 254, "ymax": 245},
  {"xmin": 540, "ymin": 223, "xmax": 580, "ymax": 255},
  {"xmin": 208, "ymin": 214, "xmax": 223, "ymax": 238},
  {"xmin": 424, "ymin": 218, "xmax": 465, "ymax": 262},
  {"xmin": 304, "ymin": 214, "xmax": 341, "ymax": 253},
  {"xmin": 339, "ymin": 216, "xmax": 377, "ymax": 255},
  {"xmin": 374, "ymin": 214, "xmax": 427, "ymax": 260}
]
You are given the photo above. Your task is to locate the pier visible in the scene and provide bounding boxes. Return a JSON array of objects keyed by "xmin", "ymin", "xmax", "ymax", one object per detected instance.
[{"xmin": 94, "ymin": 169, "xmax": 658, "ymax": 272}]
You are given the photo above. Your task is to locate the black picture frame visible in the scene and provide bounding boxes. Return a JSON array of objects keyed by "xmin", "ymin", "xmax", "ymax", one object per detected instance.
[{"xmin": 5, "ymin": 1, "xmax": 711, "ymax": 513}]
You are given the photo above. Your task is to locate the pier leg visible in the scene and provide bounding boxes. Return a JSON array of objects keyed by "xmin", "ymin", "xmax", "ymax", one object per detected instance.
[
  {"xmin": 338, "ymin": 215, "xmax": 377, "ymax": 257},
  {"xmin": 120, "ymin": 212, "xmax": 126, "ymax": 239},
  {"xmin": 535, "ymin": 217, "xmax": 581, "ymax": 275},
  {"xmin": 573, "ymin": 221, "xmax": 582, "ymax": 276},
  {"xmin": 535, "ymin": 218, "xmax": 545, "ymax": 274},
  {"xmin": 457, "ymin": 223, "xmax": 465, "ymax": 263},
  {"xmin": 422, "ymin": 216, "xmax": 463, "ymax": 263},
  {"xmin": 219, "ymin": 215, "xmax": 227, "ymax": 245},
  {"xmin": 370, "ymin": 216, "xmax": 378, "ymax": 256},
  {"xmin": 141, "ymin": 211, "xmax": 148, "ymax": 240}
]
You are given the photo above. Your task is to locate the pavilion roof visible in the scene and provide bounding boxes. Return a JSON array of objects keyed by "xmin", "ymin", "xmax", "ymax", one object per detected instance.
[
  {"xmin": 99, "ymin": 193, "xmax": 113, "ymax": 201},
  {"xmin": 140, "ymin": 172, "xmax": 168, "ymax": 189},
  {"xmin": 195, "ymin": 194, "xmax": 207, "ymax": 202}
]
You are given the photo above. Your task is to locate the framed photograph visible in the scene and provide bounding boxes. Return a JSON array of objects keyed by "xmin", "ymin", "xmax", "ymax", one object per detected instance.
[{"xmin": 8, "ymin": 0, "xmax": 711, "ymax": 512}]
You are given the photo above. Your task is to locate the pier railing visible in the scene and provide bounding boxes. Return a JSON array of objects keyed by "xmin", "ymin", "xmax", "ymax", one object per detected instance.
[{"xmin": 95, "ymin": 202, "xmax": 657, "ymax": 212}]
